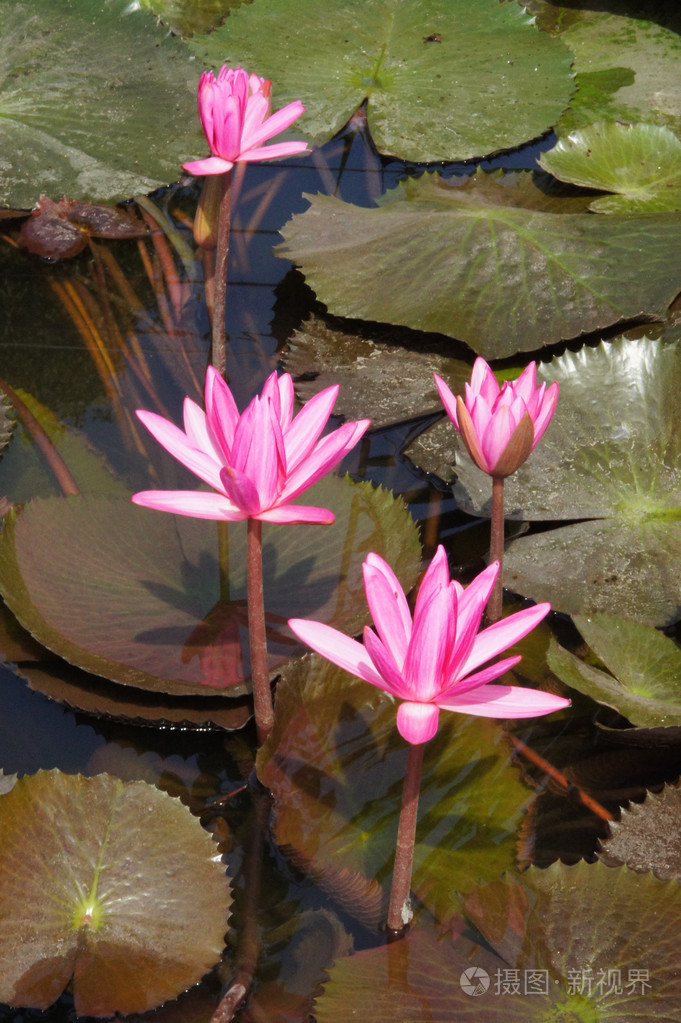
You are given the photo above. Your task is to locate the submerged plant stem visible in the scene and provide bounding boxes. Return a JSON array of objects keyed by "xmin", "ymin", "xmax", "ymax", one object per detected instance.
[
  {"xmin": 487, "ymin": 475, "xmax": 505, "ymax": 623},
  {"xmin": 247, "ymin": 517, "xmax": 274, "ymax": 745},
  {"xmin": 212, "ymin": 175, "xmax": 231, "ymax": 375},
  {"xmin": 386, "ymin": 742, "xmax": 424, "ymax": 933}
]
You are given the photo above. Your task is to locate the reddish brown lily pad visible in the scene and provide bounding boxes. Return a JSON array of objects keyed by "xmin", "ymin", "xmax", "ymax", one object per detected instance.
[
  {"xmin": 19, "ymin": 196, "xmax": 148, "ymax": 260},
  {"xmin": 0, "ymin": 770, "xmax": 230, "ymax": 1016}
]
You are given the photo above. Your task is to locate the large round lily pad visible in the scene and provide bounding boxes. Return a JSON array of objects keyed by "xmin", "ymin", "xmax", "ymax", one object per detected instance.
[
  {"xmin": 277, "ymin": 173, "xmax": 681, "ymax": 358},
  {"xmin": 190, "ymin": 0, "xmax": 575, "ymax": 162},
  {"xmin": 0, "ymin": 770, "xmax": 230, "ymax": 1016},
  {"xmin": 0, "ymin": 477, "xmax": 421, "ymax": 698},
  {"xmin": 0, "ymin": 0, "xmax": 203, "ymax": 208}
]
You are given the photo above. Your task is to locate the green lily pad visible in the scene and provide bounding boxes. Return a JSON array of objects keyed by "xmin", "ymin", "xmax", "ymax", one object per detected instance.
[
  {"xmin": 0, "ymin": 477, "xmax": 421, "ymax": 699},
  {"xmin": 257, "ymin": 654, "xmax": 534, "ymax": 929},
  {"xmin": 556, "ymin": 10, "xmax": 681, "ymax": 137},
  {"xmin": 189, "ymin": 0, "xmax": 575, "ymax": 162},
  {"xmin": 540, "ymin": 122, "xmax": 681, "ymax": 213},
  {"xmin": 599, "ymin": 783, "xmax": 681, "ymax": 880},
  {"xmin": 547, "ymin": 614, "xmax": 681, "ymax": 727},
  {"xmin": 277, "ymin": 173, "xmax": 681, "ymax": 359},
  {"xmin": 0, "ymin": 770, "xmax": 230, "ymax": 1016},
  {"xmin": 140, "ymin": 0, "xmax": 246, "ymax": 37},
  {"xmin": 315, "ymin": 861, "xmax": 681, "ymax": 1021},
  {"xmin": 0, "ymin": 0, "xmax": 203, "ymax": 208}
]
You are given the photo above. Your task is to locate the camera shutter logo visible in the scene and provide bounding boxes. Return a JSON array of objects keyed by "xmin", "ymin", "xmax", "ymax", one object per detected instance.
[{"xmin": 459, "ymin": 967, "xmax": 490, "ymax": 996}]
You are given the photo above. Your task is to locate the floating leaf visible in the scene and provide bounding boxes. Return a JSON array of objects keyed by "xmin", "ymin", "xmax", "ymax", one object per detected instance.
[
  {"xmin": 0, "ymin": 0, "xmax": 203, "ymax": 208},
  {"xmin": 190, "ymin": 0, "xmax": 575, "ymax": 162},
  {"xmin": 556, "ymin": 9, "xmax": 681, "ymax": 136},
  {"xmin": 140, "ymin": 0, "xmax": 245, "ymax": 37},
  {"xmin": 284, "ymin": 312, "xmax": 472, "ymax": 429},
  {"xmin": 540, "ymin": 122, "xmax": 681, "ymax": 213},
  {"xmin": 257, "ymin": 655, "xmax": 534, "ymax": 928},
  {"xmin": 547, "ymin": 614, "xmax": 681, "ymax": 727},
  {"xmin": 0, "ymin": 599, "xmax": 252, "ymax": 730},
  {"xmin": 0, "ymin": 771, "xmax": 230, "ymax": 1016},
  {"xmin": 600, "ymin": 783, "xmax": 681, "ymax": 880},
  {"xmin": 277, "ymin": 173, "xmax": 681, "ymax": 358},
  {"xmin": 0, "ymin": 477, "xmax": 421, "ymax": 700},
  {"xmin": 315, "ymin": 861, "xmax": 681, "ymax": 1020},
  {"xmin": 18, "ymin": 196, "xmax": 148, "ymax": 261}
]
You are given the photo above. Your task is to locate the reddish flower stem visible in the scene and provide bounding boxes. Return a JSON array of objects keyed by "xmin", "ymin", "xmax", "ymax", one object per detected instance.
[
  {"xmin": 386, "ymin": 742, "xmax": 424, "ymax": 933},
  {"xmin": 247, "ymin": 517, "xmax": 274, "ymax": 745},
  {"xmin": 487, "ymin": 474, "xmax": 505, "ymax": 624},
  {"xmin": 211, "ymin": 174, "xmax": 231, "ymax": 376}
]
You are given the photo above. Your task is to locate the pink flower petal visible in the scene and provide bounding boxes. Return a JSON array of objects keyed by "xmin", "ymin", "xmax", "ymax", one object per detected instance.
[
  {"xmin": 412, "ymin": 544, "xmax": 449, "ymax": 622},
  {"xmin": 287, "ymin": 619, "xmax": 386, "ymax": 688},
  {"xmin": 433, "ymin": 374, "xmax": 459, "ymax": 429},
  {"xmin": 442, "ymin": 655, "xmax": 523, "ymax": 698},
  {"xmin": 243, "ymin": 101, "xmax": 306, "ymax": 149},
  {"xmin": 459, "ymin": 603, "xmax": 552, "ymax": 677},
  {"xmin": 280, "ymin": 418, "xmax": 370, "ymax": 502},
  {"xmin": 283, "ymin": 385, "xmax": 339, "ymax": 471},
  {"xmin": 256, "ymin": 504, "xmax": 334, "ymax": 524},
  {"xmin": 182, "ymin": 156, "xmax": 234, "ymax": 175},
  {"xmin": 363, "ymin": 627, "xmax": 411, "ymax": 699},
  {"xmin": 396, "ymin": 702, "xmax": 440, "ymax": 744},
  {"xmin": 363, "ymin": 555, "xmax": 412, "ymax": 667},
  {"xmin": 403, "ymin": 587, "xmax": 453, "ymax": 701},
  {"xmin": 135, "ymin": 410, "xmax": 224, "ymax": 492},
  {"xmin": 437, "ymin": 684, "xmax": 570, "ymax": 718},
  {"xmin": 235, "ymin": 141, "xmax": 309, "ymax": 163},
  {"xmin": 131, "ymin": 489, "xmax": 243, "ymax": 520},
  {"xmin": 205, "ymin": 368, "xmax": 240, "ymax": 456}
]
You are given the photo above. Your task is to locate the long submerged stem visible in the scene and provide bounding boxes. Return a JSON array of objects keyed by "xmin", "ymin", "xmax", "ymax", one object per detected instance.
[
  {"xmin": 211, "ymin": 174, "xmax": 232, "ymax": 375},
  {"xmin": 246, "ymin": 517, "xmax": 274, "ymax": 745},
  {"xmin": 386, "ymin": 742, "xmax": 424, "ymax": 933},
  {"xmin": 487, "ymin": 474, "xmax": 505, "ymax": 624}
]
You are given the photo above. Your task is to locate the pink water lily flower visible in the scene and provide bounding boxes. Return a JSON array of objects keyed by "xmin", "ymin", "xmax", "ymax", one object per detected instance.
[
  {"xmin": 183, "ymin": 66, "xmax": 308, "ymax": 176},
  {"xmin": 434, "ymin": 359, "xmax": 559, "ymax": 477},
  {"xmin": 289, "ymin": 547, "xmax": 569, "ymax": 745},
  {"xmin": 132, "ymin": 367, "xmax": 370, "ymax": 524}
]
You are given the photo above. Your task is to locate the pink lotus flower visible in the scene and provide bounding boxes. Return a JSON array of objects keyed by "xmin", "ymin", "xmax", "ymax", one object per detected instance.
[
  {"xmin": 434, "ymin": 359, "xmax": 558, "ymax": 477},
  {"xmin": 289, "ymin": 547, "xmax": 569, "ymax": 744},
  {"xmin": 132, "ymin": 367, "xmax": 370, "ymax": 524},
  {"xmin": 182, "ymin": 66, "xmax": 308, "ymax": 176}
]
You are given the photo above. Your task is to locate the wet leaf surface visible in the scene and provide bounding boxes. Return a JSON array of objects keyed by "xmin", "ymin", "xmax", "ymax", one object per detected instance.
[
  {"xmin": 314, "ymin": 861, "xmax": 681, "ymax": 1021},
  {"xmin": 190, "ymin": 0, "xmax": 575, "ymax": 162},
  {"xmin": 547, "ymin": 614, "xmax": 681, "ymax": 727},
  {"xmin": 277, "ymin": 174, "xmax": 681, "ymax": 358},
  {"xmin": 0, "ymin": 771, "xmax": 230, "ymax": 1016},
  {"xmin": 599, "ymin": 783, "xmax": 681, "ymax": 880},
  {"xmin": 0, "ymin": 477, "xmax": 421, "ymax": 698},
  {"xmin": 540, "ymin": 123, "xmax": 681, "ymax": 213},
  {"xmin": 0, "ymin": 0, "xmax": 202, "ymax": 208}
]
